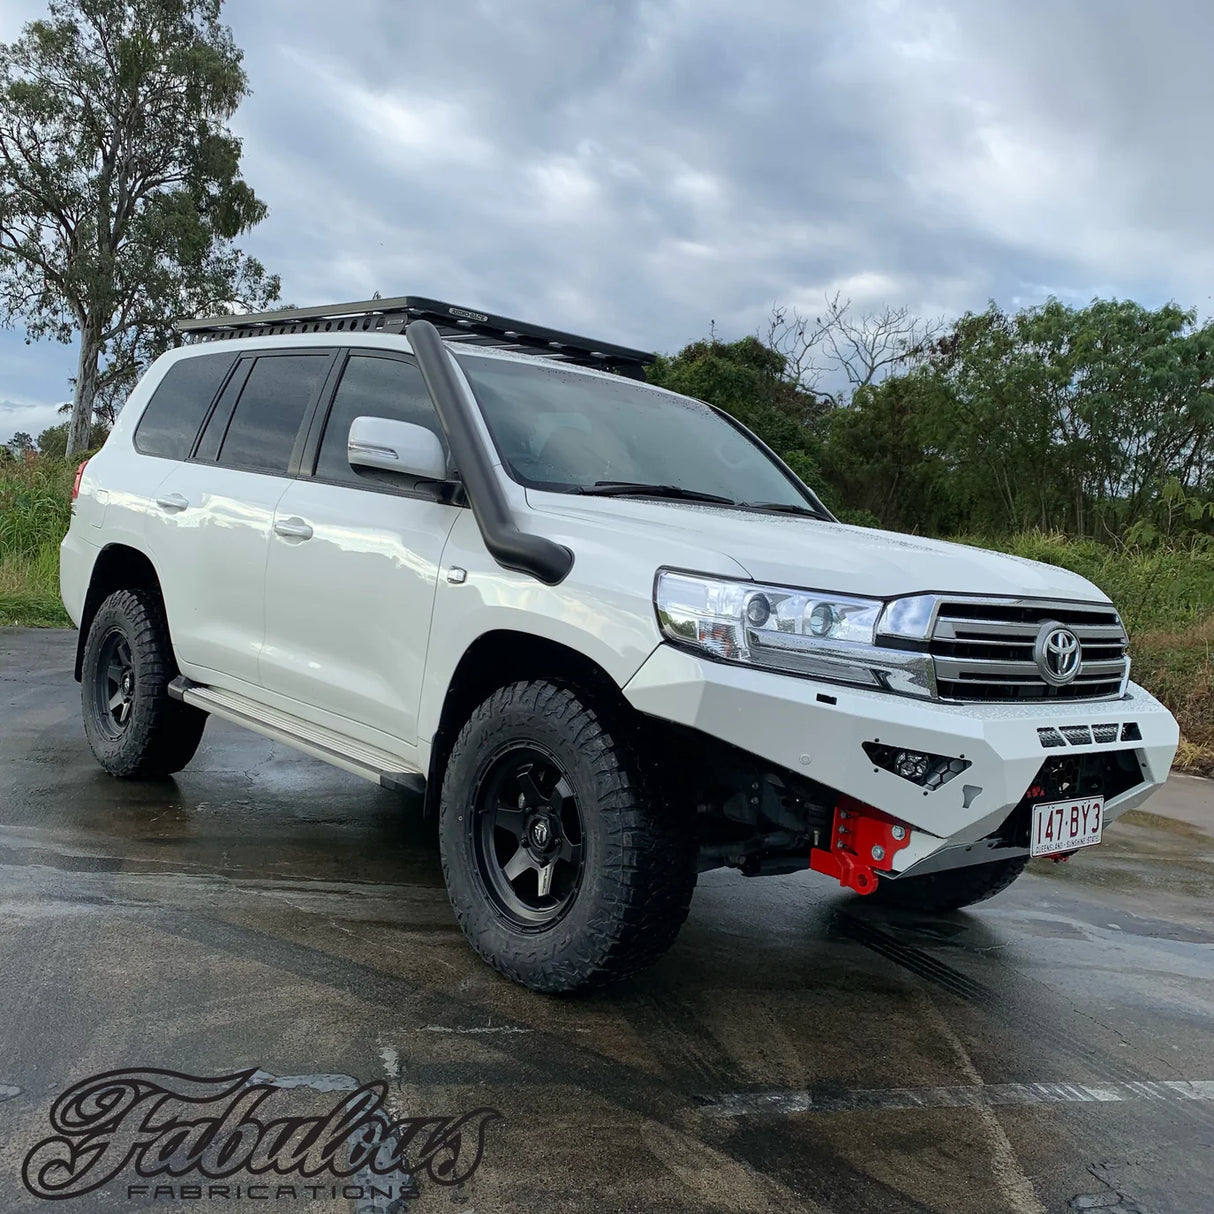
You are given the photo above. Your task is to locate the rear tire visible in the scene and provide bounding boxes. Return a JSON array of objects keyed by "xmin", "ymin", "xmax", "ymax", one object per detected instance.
[
  {"xmin": 81, "ymin": 588, "xmax": 206, "ymax": 778},
  {"xmin": 439, "ymin": 679, "xmax": 697, "ymax": 993},
  {"xmin": 870, "ymin": 855, "xmax": 1029, "ymax": 912}
]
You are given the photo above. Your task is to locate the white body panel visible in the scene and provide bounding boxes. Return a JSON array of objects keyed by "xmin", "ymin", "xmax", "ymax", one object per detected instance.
[
  {"xmin": 146, "ymin": 460, "xmax": 288, "ymax": 685},
  {"xmin": 525, "ymin": 491, "xmax": 1106, "ymax": 602},
  {"xmin": 261, "ymin": 478, "xmax": 460, "ymax": 749},
  {"xmin": 59, "ymin": 362, "xmax": 175, "ymax": 626}
]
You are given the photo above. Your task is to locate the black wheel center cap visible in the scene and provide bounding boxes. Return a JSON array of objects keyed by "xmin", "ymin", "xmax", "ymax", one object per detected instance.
[
  {"xmin": 529, "ymin": 819, "xmax": 552, "ymax": 848},
  {"xmin": 121, "ymin": 672, "xmax": 133, "ymax": 695}
]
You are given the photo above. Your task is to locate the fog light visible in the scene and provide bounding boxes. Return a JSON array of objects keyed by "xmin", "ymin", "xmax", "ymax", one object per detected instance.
[
  {"xmin": 894, "ymin": 750, "xmax": 929, "ymax": 781},
  {"xmin": 863, "ymin": 742, "xmax": 972, "ymax": 790}
]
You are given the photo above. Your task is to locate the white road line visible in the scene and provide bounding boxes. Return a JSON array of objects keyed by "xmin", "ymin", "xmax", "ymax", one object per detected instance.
[{"xmin": 700, "ymin": 1079, "xmax": 1214, "ymax": 1117}]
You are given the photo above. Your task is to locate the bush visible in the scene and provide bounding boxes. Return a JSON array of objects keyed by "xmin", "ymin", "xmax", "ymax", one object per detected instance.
[
  {"xmin": 0, "ymin": 459, "xmax": 74, "ymax": 557},
  {"xmin": 0, "ymin": 458, "xmax": 74, "ymax": 627}
]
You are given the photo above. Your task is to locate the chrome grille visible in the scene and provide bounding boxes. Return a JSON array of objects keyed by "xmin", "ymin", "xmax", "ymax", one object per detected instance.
[{"xmin": 929, "ymin": 599, "xmax": 1128, "ymax": 703}]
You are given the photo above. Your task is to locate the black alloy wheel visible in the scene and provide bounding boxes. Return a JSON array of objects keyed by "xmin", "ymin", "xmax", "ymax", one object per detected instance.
[
  {"xmin": 91, "ymin": 628, "xmax": 137, "ymax": 738},
  {"xmin": 473, "ymin": 744, "xmax": 585, "ymax": 928}
]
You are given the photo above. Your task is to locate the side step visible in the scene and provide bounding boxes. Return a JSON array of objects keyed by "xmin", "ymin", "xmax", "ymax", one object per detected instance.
[{"xmin": 168, "ymin": 677, "xmax": 424, "ymax": 795}]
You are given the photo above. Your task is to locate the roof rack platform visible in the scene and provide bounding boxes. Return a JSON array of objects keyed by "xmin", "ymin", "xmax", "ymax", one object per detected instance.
[{"xmin": 174, "ymin": 296, "xmax": 654, "ymax": 377}]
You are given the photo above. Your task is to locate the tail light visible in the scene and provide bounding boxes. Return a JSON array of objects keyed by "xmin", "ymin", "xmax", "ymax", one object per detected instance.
[{"xmin": 71, "ymin": 459, "xmax": 88, "ymax": 500}]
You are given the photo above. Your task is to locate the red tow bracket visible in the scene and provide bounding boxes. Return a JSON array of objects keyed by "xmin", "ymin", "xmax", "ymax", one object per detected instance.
[{"xmin": 809, "ymin": 797, "xmax": 912, "ymax": 895}]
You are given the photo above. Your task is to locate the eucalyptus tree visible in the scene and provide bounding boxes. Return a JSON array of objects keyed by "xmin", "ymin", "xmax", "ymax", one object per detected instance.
[{"xmin": 0, "ymin": 0, "xmax": 278, "ymax": 456}]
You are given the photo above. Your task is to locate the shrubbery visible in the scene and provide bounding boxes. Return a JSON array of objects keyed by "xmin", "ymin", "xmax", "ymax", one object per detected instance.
[{"xmin": 0, "ymin": 458, "xmax": 74, "ymax": 626}]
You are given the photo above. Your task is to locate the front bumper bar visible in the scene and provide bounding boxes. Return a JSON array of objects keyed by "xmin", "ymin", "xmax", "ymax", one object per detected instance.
[{"xmin": 623, "ymin": 645, "xmax": 1179, "ymax": 872}]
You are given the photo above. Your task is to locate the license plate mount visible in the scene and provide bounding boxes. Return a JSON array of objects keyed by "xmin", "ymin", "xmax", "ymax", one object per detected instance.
[{"xmin": 1030, "ymin": 796, "xmax": 1104, "ymax": 857}]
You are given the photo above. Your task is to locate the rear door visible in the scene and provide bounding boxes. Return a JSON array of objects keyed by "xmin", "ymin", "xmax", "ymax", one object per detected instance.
[
  {"xmin": 259, "ymin": 351, "xmax": 461, "ymax": 751},
  {"xmin": 120, "ymin": 349, "xmax": 238, "ymax": 593},
  {"xmin": 147, "ymin": 348, "xmax": 335, "ymax": 688}
]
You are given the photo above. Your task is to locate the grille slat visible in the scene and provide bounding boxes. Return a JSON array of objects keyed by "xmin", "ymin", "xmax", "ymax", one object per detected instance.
[
  {"xmin": 929, "ymin": 598, "xmax": 1128, "ymax": 704},
  {"xmin": 934, "ymin": 619, "xmax": 1126, "ymax": 642}
]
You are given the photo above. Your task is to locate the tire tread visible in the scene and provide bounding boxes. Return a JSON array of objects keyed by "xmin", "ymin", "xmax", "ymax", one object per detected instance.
[{"xmin": 81, "ymin": 588, "xmax": 206, "ymax": 779}]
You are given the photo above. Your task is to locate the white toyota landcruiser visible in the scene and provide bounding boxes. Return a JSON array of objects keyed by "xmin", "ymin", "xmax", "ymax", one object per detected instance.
[{"xmin": 60, "ymin": 296, "xmax": 1180, "ymax": 992}]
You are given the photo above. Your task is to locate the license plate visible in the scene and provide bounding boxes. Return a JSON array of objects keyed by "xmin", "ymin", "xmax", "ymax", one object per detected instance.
[{"xmin": 1030, "ymin": 797, "xmax": 1104, "ymax": 857}]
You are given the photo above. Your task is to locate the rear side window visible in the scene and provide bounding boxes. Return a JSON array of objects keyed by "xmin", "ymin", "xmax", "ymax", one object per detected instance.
[
  {"xmin": 315, "ymin": 355, "xmax": 443, "ymax": 485},
  {"xmin": 134, "ymin": 353, "xmax": 236, "ymax": 461},
  {"xmin": 216, "ymin": 355, "xmax": 329, "ymax": 474}
]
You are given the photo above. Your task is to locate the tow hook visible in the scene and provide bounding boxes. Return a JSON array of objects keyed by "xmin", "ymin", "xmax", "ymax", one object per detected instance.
[{"xmin": 809, "ymin": 797, "xmax": 913, "ymax": 895}]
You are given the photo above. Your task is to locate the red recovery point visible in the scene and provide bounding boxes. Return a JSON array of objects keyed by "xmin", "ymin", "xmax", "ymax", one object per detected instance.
[{"xmin": 809, "ymin": 796, "xmax": 912, "ymax": 895}]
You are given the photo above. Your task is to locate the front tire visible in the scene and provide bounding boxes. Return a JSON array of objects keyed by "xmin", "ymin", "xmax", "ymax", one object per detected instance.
[
  {"xmin": 870, "ymin": 855, "xmax": 1029, "ymax": 912},
  {"xmin": 439, "ymin": 680, "xmax": 697, "ymax": 993},
  {"xmin": 81, "ymin": 588, "xmax": 206, "ymax": 778}
]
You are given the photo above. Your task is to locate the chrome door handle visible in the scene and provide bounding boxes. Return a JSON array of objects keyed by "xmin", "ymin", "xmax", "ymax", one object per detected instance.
[
  {"xmin": 273, "ymin": 517, "xmax": 313, "ymax": 540},
  {"xmin": 155, "ymin": 493, "xmax": 189, "ymax": 511}
]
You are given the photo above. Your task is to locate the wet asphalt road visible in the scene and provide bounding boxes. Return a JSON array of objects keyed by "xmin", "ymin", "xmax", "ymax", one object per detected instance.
[{"xmin": 2, "ymin": 627, "xmax": 1213, "ymax": 1214}]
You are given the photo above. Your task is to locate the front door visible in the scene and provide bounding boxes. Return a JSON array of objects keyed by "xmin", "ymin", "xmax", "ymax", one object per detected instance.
[{"xmin": 259, "ymin": 352, "xmax": 461, "ymax": 753}]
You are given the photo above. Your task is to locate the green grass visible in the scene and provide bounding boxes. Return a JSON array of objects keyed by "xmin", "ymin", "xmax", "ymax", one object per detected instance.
[{"xmin": 0, "ymin": 457, "xmax": 74, "ymax": 627}]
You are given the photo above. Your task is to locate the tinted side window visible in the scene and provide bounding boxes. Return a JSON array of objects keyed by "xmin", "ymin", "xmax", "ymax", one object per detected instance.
[
  {"xmin": 315, "ymin": 355, "xmax": 443, "ymax": 485},
  {"xmin": 217, "ymin": 355, "xmax": 329, "ymax": 474},
  {"xmin": 134, "ymin": 353, "xmax": 236, "ymax": 460}
]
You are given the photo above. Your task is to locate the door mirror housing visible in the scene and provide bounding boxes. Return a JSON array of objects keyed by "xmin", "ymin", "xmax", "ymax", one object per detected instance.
[{"xmin": 347, "ymin": 416, "xmax": 447, "ymax": 480}]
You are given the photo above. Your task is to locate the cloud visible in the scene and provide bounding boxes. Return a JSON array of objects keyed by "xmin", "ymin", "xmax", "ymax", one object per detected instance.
[
  {"xmin": 0, "ymin": 398, "xmax": 65, "ymax": 447},
  {"xmin": 2, "ymin": 0, "xmax": 1213, "ymax": 413}
]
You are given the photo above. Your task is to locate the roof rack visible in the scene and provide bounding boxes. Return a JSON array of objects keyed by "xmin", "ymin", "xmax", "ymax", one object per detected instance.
[{"xmin": 173, "ymin": 296, "xmax": 655, "ymax": 378}]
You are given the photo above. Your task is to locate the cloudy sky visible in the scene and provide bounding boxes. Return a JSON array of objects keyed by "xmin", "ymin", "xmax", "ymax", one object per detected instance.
[{"xmin": 3, "ymin": 0, "xmax": 1213, "ymax": 443}]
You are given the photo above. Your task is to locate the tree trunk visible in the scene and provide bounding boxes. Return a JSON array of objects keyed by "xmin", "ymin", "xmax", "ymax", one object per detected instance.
[{"xmin": 66, "ymin": 320, "xmax": 102, "ymax": 459}]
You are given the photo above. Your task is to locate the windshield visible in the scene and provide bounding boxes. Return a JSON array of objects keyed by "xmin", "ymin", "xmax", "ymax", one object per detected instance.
[{"xmin": 454, "ymin": 353, "xmax": 819, "ymax": 510}]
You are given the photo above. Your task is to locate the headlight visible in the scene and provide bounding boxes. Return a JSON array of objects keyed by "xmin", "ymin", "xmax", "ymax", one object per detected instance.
[{"xmin": 655, "ymin": 571, "xmax": 935, "ymax": 696}]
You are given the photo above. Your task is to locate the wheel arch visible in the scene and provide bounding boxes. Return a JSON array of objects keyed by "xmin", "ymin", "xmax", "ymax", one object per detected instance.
[
  {"xmin": 423, "ymin": 630, "xmax": 633, "ymax": 816},
  {"xmin": 74, "ymin": 545, "xmax": 166, "ymax": 681}
]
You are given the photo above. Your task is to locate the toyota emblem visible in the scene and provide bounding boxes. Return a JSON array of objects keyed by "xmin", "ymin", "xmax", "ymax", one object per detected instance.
[{"xmin": 1033, "ymin": 621, "xmax": 1082, "ymax": 686}]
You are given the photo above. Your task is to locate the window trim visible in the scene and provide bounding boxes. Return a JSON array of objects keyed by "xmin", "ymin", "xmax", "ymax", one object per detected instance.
[{"xmin": 191, "ymin": 357, "xmax": 252, "ymax": 462}]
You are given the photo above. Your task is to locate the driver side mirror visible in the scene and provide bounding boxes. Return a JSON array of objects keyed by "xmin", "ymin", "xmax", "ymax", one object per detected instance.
[{"xmin": 347, "ymin": 416, "xmax": 446, "ymax": 480}]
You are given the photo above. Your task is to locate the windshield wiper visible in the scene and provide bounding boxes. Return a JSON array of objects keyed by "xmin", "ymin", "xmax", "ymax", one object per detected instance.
[
  {"xmin": 737, "ymin": 500, "xmax": 825, "ymax": 518},
  {"xmin": 576, "ymin": 481, "xmax": 738, "ymax": 505}
]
